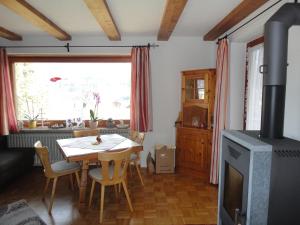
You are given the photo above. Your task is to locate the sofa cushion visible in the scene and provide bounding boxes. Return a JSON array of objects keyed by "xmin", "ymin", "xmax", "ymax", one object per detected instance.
[{"xmin": 0, "ymin": 148, "xmax": 35, "ymax": 190}]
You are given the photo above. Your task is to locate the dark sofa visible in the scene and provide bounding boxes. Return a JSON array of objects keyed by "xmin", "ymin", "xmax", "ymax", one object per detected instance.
[{"xmin": 0, "ymin": 135, "xmax": 35, "ymax": 190}]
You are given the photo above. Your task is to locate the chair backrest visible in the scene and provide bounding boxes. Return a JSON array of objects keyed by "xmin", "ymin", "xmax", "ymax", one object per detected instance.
[
  {"xmin": 34, "ymin": 141, "xmax": 54, "ymax": 177},
  {"xmin": 97, "ymin": 148, "xmax": 133, "ymax": 185},
  {"xmin": 73, "ymin": 129, "xmax": 98, "ymax": 138},
  {"xmin": 130, "ymin": 131, "xmax": 145, "ymax": 145},
  {"xmin": 130, "ymin": 131, "xmax": 138, "ymax": 141}
]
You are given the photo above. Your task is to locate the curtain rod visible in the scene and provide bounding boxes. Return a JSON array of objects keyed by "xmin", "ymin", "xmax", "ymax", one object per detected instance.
[
  {"xmin": 218, "ymin": 0, "xmax": 283, "ymax": 42},
  {"xmin": 0, "ymin": 42, "xmax": 159, "ymax": 52}
]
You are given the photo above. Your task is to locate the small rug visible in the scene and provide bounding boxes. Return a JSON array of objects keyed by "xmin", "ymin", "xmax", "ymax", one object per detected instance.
[{"xmin": 0, "ymin": 199, "xmax": 46, "ymax": 225}]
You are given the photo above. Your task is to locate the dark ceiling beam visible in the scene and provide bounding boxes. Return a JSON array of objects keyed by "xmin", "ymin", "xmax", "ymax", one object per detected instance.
[
  {"xmin": 84, "ymin": 0, "xmax": 121, "ymax": 41},
  {"xmin": 0, "ymin": 0, "xmax": 71, "ymax": 41},
  {"xmin": 0, "ymin": 26, "xmax": 22, "ymax": 41},
  {"xmin": 157, "ymin": 0, "xmax": 188, "ymax": 41},
  {"xmin": 204, "ymin": 0, "xmax": 270, "ymax": 41}
]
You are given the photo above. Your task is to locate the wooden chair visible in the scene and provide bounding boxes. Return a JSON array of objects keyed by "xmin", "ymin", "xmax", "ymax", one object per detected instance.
[
  {"xmin": 129, "ymin": 131, "xmax": 145, "ymax": 186},
  {"xmin": 88, "ymin": 148, "xmax": 134, "ymax": 223},
  {"xmin": 73, "ymin": 129, "xmax": 99, "ymax": 138},
  {"xmin": 34, "ymin": 141, "xmax": 81, "ymax": 213},
  {"xmin": 73, "ymin": 129, "xmax": 100, "ymax": 166}
]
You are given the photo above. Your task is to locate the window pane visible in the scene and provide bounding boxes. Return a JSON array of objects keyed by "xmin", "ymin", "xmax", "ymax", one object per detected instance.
[
  {"xmin": 197, "ymin": 79, "xmax": 204, "ymax": 89},
  {"xmin": 246, "ymin": 45, "xmax": 264, "ymax": 130},
  {"xmin": 198, "ymin": 89, "xmax": 205, "ymax": 100},
  {"xmin": 14, "ymin": 62, "xmax": 131, "ymax": 120}
]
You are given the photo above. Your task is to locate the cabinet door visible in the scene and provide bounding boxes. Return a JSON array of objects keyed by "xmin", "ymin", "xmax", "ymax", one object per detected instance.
[
  {"xmin": 193, "ymin": 135, "xmax": 207, "ymax": 170},
  {"xmin": 183, "ymin": 74, "xmax": 208, "ymax": 104},
  {"xmin": 181, "ymin": 135, "xmax": 193, "ymax": 165},
  {"xmin": 206, "ymin": 134, "xmax": 212, "ymax": 170},
  {"xmin": 176, "ymin": 131, "xmax": 184, "ymax": 167},
  {"xmin": 178, "ymin": 132, "xmax": 207, "ymax": 171},
  {"xmin": 176, "ymin": 128, "xmax": 211, "ymax": 175}
]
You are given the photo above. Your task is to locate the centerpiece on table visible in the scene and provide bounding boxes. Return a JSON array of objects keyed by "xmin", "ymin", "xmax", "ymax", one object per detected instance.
[
  {"xmin": 89, "ymin": 92, "xmax": 100, "ymax": 129},
  {"xmin": 24, "ymin": 99, "xmax": 39, "ymax": 129}
]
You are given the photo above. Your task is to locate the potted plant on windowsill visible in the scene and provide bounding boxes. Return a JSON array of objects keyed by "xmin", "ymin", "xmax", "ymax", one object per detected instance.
[
  {"xmin": 24, "ymin": 99, "xmax": 39, "ymax": 128},
  {"xmin": 89, "ymin": 92, "xmax": 100, "ymax": 129}
]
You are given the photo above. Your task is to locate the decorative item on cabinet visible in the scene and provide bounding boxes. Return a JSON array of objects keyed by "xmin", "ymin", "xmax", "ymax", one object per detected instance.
[{"xmin": 175, "ymin": 68, "xmax": 216, "ymax": 180}]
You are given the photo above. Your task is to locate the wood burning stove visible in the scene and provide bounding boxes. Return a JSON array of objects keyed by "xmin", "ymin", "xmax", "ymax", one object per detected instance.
[
  {"xmin": 219, "ymin": 131, "xmax": 300, "ymax": 225},
  {"xmin": 219, "ymin": 3, "xmax": 300, "ymax": 225}
]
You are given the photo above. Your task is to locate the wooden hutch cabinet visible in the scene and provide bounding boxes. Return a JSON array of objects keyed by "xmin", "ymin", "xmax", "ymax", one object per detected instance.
[{"xmin": 176, "ymin": 69, "xmax": 216, "ymax": 179}]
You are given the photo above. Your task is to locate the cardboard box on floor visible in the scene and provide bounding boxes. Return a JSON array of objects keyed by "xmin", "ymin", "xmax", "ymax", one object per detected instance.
[{"xmin": 155, "ymin": 144, "xmax": 175, "ymax": 174}]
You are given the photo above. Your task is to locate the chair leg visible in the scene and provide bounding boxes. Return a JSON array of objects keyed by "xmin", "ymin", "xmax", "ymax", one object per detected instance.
[
  {"xmin": 69, "ymin": 174, "xmax": 74, "ymax": 191},
  {"xmin": 75, "ymin": 172, "xmax": 80, "ymax": 189},
  {"xmin": 124, "ymin": 172, "xmax": 128, "ymax": 187},
  {"xmin": 100, "ymin": 185, "xmax": 106, "ymax": 223},
  {"xmin": 135, "ymin": 161, "xmax": 144, "ymax": 186},
  {"xmin": 122, "ymin": 180, "xmax": 133, "ymax": 212},
  {"xmin": 48, "ymin": 177, "xmax": 58, "ymax": 214},
  {"xmin": 129, "ymin": 163, "xmax": 133, "ymax": 176},
  {"xmin": 42, "ymin": 178, "xmax": 50, "ymax": 200},
  {"xmin": 114, "ymin": 184, "xmax": 119, "ymax": 200},
  {"xmin": 118, "ymin": 183, "xmax": 121, "ymax": 194},
  {"xmin": 89, "ymin": 180, "xmax": 95, "ymax": 208}
]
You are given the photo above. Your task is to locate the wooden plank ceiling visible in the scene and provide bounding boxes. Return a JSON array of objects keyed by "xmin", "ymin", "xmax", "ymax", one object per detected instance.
[
  {"xmin": 0, "ymin": 0, "xmax": 71, "ymax": 41},
  {"xmin": 0, "ymin": 26, "xmax": 22, "ymax": 41},
  {"xmin": 84, "ymin": 0, "xmax": 121, "ymax": 41},
  {"xmin": 204, "ymin": 0, "xmax": 270, "ymax": 41},
  {"xmin": 157, "ymin": 0, "xmax": 188, "ymax": 41}
]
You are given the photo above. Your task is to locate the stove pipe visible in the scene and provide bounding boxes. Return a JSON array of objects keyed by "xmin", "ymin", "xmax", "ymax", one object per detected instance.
[{"xmin": 260, "ymin": 3, "xmax": 300, "ymax": 139}]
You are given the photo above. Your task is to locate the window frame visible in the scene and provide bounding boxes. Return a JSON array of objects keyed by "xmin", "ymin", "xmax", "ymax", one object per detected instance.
[{"xmin": 8, "ymin": 55, "xmax": 132, "ymax": 127}]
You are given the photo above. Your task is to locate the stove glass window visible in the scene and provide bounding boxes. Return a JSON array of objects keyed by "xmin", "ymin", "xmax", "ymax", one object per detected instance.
[{"xmin": 223, "ymin": 161, "xmax": 244, "ymax": 220}]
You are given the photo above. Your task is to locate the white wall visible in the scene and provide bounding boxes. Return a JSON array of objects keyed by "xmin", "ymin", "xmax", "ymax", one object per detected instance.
[
  {"xmin": 228, "ymin": 42, "xmax": 246, "ymax": 130},
  {"xmin": 0, "ymin": 35, "xmax": 216, "ymax": 166},
  {"xmin": 147, "ymin": 37, "xmax": 216, "ymax": 166},
  {"xmin": 284, "ymin": 27, "xmax": 300, "ymax": 140}
]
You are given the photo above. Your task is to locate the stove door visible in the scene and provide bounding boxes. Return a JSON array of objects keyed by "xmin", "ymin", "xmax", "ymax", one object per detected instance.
[{"xmin": 220, "ymin": 137, "xmax": 250, "ymax": 225}]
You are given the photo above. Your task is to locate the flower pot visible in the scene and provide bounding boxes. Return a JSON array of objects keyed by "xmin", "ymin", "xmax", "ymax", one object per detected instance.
[
  {"xmin": 89, "ymin": 120, "xmax": 98, "ymax": 129},
  {"xmin": 28, "ymin": 120, "xmax": 37, "ymax": 129}
]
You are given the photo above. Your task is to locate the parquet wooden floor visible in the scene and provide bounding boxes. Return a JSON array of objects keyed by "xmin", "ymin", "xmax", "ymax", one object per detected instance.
[{"xmin": 0, "ymin": 168, "xmax": 218, "ymax": 225}]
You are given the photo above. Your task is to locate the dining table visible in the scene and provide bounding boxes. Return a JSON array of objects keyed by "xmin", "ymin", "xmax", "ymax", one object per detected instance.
[{"xmin": 56, "ymin": 133, "xmax": 143, "ymax": 206}]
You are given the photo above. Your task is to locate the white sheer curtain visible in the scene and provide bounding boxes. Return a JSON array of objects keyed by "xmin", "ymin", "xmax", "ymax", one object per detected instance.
[{"xmin": 246, "ymin": 44, "xmax": 264, "ymax": 130}]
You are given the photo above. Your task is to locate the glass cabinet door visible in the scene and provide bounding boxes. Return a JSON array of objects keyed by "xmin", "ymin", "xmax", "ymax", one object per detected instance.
[{"xmin": 184, "ymin": 75, "xmax": 207, "ymax": 102}]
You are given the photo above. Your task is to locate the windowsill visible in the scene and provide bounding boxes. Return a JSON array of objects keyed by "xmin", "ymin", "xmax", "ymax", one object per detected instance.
[{"xmin": 18, "ymin": 127, "xmax": 129, "ymax": 133}]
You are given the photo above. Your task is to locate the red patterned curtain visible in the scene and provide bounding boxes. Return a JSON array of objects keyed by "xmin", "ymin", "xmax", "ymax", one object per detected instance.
[
  {"xmin": 130, "ymin": 46, "xmax": 152, "ymax": 132},
  {"xmin": 0, "ymin": 48, "xmax": 18, "ymax": 135},
  {"xmin": 210, "ymin": 39, "xmax": 229, "ymax": 184}
]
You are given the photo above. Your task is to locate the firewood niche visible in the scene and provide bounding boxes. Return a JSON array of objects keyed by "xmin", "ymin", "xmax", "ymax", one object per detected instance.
[{"xmin": 175, "ymin": 69, "xmax": 216, "ymax": 179}]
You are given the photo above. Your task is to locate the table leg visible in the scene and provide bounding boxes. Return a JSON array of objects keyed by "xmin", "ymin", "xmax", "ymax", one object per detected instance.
[{"xmin": 79, "ymin": 160, "xmax": 89, "ymax": 206}]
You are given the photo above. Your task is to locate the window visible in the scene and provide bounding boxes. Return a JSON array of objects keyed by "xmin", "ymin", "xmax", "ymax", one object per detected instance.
[
  {"xmin": 245, "ymin": 44, "xmax": 264, "ymax": 130},
  {"xmin": 11, "ymin": 56, "xmax": 131, "ymax": 121}
]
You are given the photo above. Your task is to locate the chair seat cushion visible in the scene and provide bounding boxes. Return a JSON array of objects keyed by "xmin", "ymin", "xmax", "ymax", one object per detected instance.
[
  {"xmin": 130, "ymin": 153, "xmax": 141, "ymax": 166},
  {"xmin": 89, "ymin": 165, "xmax": 124, "ymax": 181},
  {"xmin": 51, "ymin": 161, "xmax": 80, "ymax": 173},
  {"xmin": 130, "ymin": 153, "xmax": 137, "ymax": 161}
]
